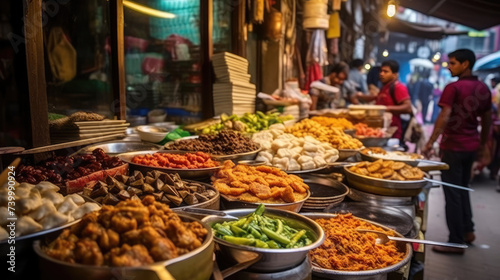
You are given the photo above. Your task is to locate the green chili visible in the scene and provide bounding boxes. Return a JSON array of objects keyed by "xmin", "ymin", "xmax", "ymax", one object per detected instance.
[
  {"xmin": 223, "ymin": 236, "xmax": 255, "ymax": 246},
  {"xmin": 230, "ymin": 225, "xmax": 246, "ymax": 236},
  {"xmin": 214, "ymin": 224, "xmax": 233, "ymax": 236},
  {"xmin": 262, "ymin": 227, "xmax": 290, "ymax": 245}
]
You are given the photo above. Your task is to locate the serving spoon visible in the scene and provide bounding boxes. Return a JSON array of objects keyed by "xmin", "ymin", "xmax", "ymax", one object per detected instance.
[
  {"xmin": 172, "ymin": 207, "xmax": 239, "ymax": 220},
  {"xmin": 356, "ymin": 229, "xmax": 467, "ymax": 248}
]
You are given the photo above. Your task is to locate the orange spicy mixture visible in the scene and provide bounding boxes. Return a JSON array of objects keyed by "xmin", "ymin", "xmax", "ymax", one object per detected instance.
[
  {"xmin": 310, "ymin": 213, "xmax": 405, "ymax": 271},
  {"xmin": 132, "ymin": 152, "xmax": 219, "ymax": 169}
]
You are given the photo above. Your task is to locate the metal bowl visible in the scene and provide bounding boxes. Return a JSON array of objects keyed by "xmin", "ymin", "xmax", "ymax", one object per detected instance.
[
  {"xmin": 344, "ymin": 166, "xmax": 428, "ymax": 197},
  {"xmin": 357, "ymin": 137, "xmax": 390, "ymax": 147},
  {"xmin": 299, "ymin": 175, "xmax": 349, "ymax": 212},
  {"xmin": 219, "ymin": 189, "xmax": 311, "ymax": 213},
  {"xmin": 285, "ymin": 165, "xmax": 328, "ymax": 174},
  {"xmin": 337, "ymin": 148, "xmax": 362, "ymax": 161},
  {"xmin": 343, "ymin": 129, "xmax": 356, "ymax": 136},
  {"xmin": 33, "ymin": 214, "xmax": 214, "ymax": 280},
  {"xmin": 73, "ymin": 141, "xmax": 162, "ymax": 156},
  {"xmin": 359, "ymin": 151, "xmax": 423, "ymax": 167},
  {"xmin": 117, "ymin": 150, "xmax": 222, "ymax": 179},
  {"xmin": 301, "ymin": 212, "xmax": 412, "ymax": 280},
  {"xmin": 202, "ymin": 208, "xmax": 325, "ymax": 272}
]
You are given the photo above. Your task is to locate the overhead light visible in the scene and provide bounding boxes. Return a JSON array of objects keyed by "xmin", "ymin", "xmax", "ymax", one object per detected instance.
[
  {"xmin": 382, "ymin": 49, "xmax": 389, "ymax": 57},
  {"xmin": 442, "ymin": 62, "xmax": 448, "ymax": 67},
  {"xmin": 123, "ymin": 0, "xmax": 175, "ymax": 19},
  {"xmin": 387, "ymin": 0, "xmax": 397, "ymax": 18},
  {"xmin": 364, "ymin": 64, "xmax": 371, "ymax": 70}
]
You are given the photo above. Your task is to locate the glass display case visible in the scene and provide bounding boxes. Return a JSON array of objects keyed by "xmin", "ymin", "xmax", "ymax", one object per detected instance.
[
  {"xmin": 123, "ymin": 0, "xmax": 233, "ymax": 125},
  {"xmin": 43, "ymin": 0, "xmax": 115, "ymax": 119}
]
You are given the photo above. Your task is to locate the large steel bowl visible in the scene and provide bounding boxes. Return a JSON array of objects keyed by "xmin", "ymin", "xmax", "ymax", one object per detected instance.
[
  {"xmin": 117, "ymin": 150, "xmax": 222, "ymax": 179},
  {"xmin": 219, "ymin": 189, "xmax": 310, "ymax": 213},
  {"xmin": 357, "ymin": 137, "xmax": 390, "ymax": 147},
  {"xmin": 337, "ymin": 148, "xmax": 362, "ymax": 161},
  {"xmin": 359, "ymin": 151, "xmax": 422, "ymax": 167},
  {"xmin": 344, "ymin": 166, "xmax": 428, "ymax": 197},
  {"xmin": 301, "ymin": 212, "xmax": 412, "ymax": 280},
  {"xmin": 33, "ymin": 214, "xmax": 214, "ymax": 280},
  {"xmin": 202, "ymin": 208, "xmax": 325, "ymax": 272},
  {"xmin": 299, "ymin": 175, "xmax": 349, "ymax": 211}
]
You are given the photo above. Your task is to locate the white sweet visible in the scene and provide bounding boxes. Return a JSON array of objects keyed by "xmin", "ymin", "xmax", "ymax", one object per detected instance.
[
  {"xmin": 29, "ymin": 200, "xmax": 57, "ymax": 221},
  {"xmin": 42, "ymin": 191, "xmax": 65, "ymax": 206},
  {"xmin": 269, "ymin": 123, "xmax": 286, "ymax": 131},
  {"xmin": 303, "ymin": 142, "xmax": 318, "ymax": 152},
  {"xmin": 39, "ymin": 211, "xmax": 69, "ymax": 229},
  {"xmin": 57, "ymin": 197, "xmax": 79, "ymax": 215},
  {"xmin": 313, "ymin": 156, "xmax": 327, "ymax": 167},
  {"xmin": 276, "ymin": 148, "xmax": 293, "ymax": 159},
  {"xmin": 17, "ymin": 191, "xmax": 43, "ymax": 214},
  {"xmin": 15, "ymin": 183, "xmax": 34, "ymax": 198},
  {"xmin": 34, "ymin": 181, "xmax": 60, "ymax": 193},
  {"xmin": 273, "ymin": 157, "xmax": 289, "ymax": 170},
  {"xmin": 300, "ymin": 161, "xmax": 316, "ymax": 170},
  {"xmin": 288, "ymin": 159, "xmax": 301, "ymax": 171},
  {"xmin": 297, "ymin": 155, "xmax": 313, "ymax": 164},
  {"xmin": 0, "ymin": 207, "xmax": 10, "ymax": 226},
  {"xmin": 271, "ymin": 139, "xmax": 289, "ymax": 151},
  {"xmin": 16, "ymin": 216, "xmax": 42, "ymax": 236},
  {"xmin": 257, "ymin": 151, "xmax": 274, "ymax": 162},
  {"xmin": 270, "ymin": 128, "xmax": 284, "ymax": 138},
  {"xmin": 71, "ymin": 203, "xmax": 101, "ymax": 220},
  {"xmin": 65, "ymin": 194, "xmax": 85, "ymax": 205}
]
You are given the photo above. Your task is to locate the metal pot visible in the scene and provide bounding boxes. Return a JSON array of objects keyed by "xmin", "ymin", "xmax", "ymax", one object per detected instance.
[
  {"xmin": 33, "ymin": 214, "xmax": 214, "ymax": 280},
  {"xmin": 202, "ymin": 208, "xmax": 325, "ymax": 272}
]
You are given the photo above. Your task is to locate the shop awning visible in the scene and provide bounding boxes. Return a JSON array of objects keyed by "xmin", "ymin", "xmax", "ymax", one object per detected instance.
[
  {"xmin": 387, "ymin": 18, "xmax": 468, "ymax": 40},
  {"xmin": 399, "ymin": 0, "xmax": 500, "ymax": 31},
  {"xmin": 473, "ymin": 51, "xmax": 500, "ymax": 71}
]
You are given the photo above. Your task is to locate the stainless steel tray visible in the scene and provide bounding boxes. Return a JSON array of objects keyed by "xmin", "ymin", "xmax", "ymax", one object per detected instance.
[
  {"xmin": 285, "ymin": 165, "xmax": 328, "ymax": 174},
  {"xmin": 337, "ymin": 148, "xmax": 362, "ymax": 161},
  {"xmin": 344, "ymin": 166, "xmax": 428, "ymax": 197},
  {"xmin": 301, "ymin": 212, "xmax": 412, "ymax": 280},
  {"xmin": 299, "ymin": 175, "xmax": 349, "ymax": 211},
  {"xmin": 117, "ymin": 150, "xmax": 222, "ymax": 179},
  {"xmin": 359, "ymin": 150, "xmax": 423, "ymax": 167}
]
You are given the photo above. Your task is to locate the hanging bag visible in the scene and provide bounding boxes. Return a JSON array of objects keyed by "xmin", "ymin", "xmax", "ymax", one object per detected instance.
[{"xmin": 47, "ymin": 26, "xmax": 77, "ymax": 84}]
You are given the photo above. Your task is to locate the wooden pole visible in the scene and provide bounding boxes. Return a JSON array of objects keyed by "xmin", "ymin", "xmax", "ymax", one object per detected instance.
[{"xmin": 109, "ymin": 0, "xmax": 126, "ymax": 120}]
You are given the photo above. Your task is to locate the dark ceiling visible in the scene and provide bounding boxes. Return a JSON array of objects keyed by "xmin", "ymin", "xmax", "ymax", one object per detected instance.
[{"xmin": 399, "ymin": 0, "xmax": 500, "ymax": 30}]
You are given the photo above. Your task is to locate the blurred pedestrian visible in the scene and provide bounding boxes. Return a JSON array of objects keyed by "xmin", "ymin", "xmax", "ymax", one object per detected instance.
[
  {"xmin": 349, "ymin": 59, "xmax": 368, "ymax": 94},
  {"xmin": 423, "ymin": 49, "xmax": 492, "ymax": 254}
]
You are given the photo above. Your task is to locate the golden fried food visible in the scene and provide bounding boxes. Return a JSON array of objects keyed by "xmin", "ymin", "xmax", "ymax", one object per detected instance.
[
  {"xmin": 310, "ymin": 116, "xmax": 354, "ymax": 130},
  {"xmin": 285, "ymin": 119, "xmax": 363, "ymax": 149},
  {"xmin": 212, "ymin": 160, "xmax": 309, "ymax": 203},
  {"xmin": 349, "ymin": 160, "xmax": 424, "ymax": 181},
  {"xmin": 44, "ymin": 196, "xmax": 207, "ymax": 267},
  {"xmin": 309, "ymin": 213, "xmax": 405, "ymax": 271}
]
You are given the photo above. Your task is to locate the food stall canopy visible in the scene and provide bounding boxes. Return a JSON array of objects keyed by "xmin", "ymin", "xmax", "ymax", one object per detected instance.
[
  {"xmin": 473, "ymin": 50, "xmax": 500, "ymax": 72},
  {"xmin": 387, "ymin": 18, "xmax": 468, "ymax": 40},
  {"xmin": 399, "ymin": 0, "xmax": 500, "ymax": 31}
]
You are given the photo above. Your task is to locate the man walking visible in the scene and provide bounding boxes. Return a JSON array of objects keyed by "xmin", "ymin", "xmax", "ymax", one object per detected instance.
[{"xmin": 423, "ymin": 49, "xmax": 492, "ymax": 254}]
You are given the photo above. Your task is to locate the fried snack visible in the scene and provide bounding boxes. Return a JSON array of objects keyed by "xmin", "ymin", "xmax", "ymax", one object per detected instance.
[
  {"xmin": 310, "ymin": 116, "xmax": 354, "ymax": 130},
  {"xmin": 132, "ymin": 152, "xmax": 218, "ymax": 169},
  {"xmin": 211, "ymin": 161, "xmax": 309, "ymax": 203},
  {"xmin": 43, "ymin": 196, "xmax": 207, "ymax": 266},
  {"xmin": 310, "ymin": 213, "xmax": 405, "ymax": 271},
  {"xmin": 361, "ymin": 147, "xmax": 387, "ymax": 155},
  {"xmin": 349, "ymin": 160, "xmax": 424, "ymax": 181},
  {"xmin": 285, "ymin": 119, "xmax": 363, "ymax": 149}
]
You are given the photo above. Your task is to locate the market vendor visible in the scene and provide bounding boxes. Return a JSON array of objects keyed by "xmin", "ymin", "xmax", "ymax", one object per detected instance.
[
  {"xmin": 356, "ymin": 60, "xmax": 412, "ymax": 139},
  {"xmin": 309, "ymin": 62, "xmax": 358, "ymax": 110}
]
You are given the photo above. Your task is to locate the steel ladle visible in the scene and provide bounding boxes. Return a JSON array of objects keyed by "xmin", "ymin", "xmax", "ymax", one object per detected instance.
[{"xmin": 356, "ymin": 229, "xmax": 468, "ymax": 248}]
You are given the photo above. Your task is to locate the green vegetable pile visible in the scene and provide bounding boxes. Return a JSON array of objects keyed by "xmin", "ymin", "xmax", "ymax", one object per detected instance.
[
  {"xmin": 198, "ymin": 112, "xmax": 294, "ymax": 135},
  {"xmin": 212, "ymin": 204, "xmax": 313, "ymax": 249}
]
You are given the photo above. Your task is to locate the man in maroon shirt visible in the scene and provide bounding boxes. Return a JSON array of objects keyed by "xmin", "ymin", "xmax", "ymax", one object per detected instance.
[
  {"xmin": 423, "ymin": 49, "xmax": 492, "ymax": 254},
  {"xmin": 357, "ymin": 60, "xmax": 412, "ymax": 140}
]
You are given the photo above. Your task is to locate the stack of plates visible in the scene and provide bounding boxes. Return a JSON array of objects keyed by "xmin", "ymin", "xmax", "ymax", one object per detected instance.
[
  {"xmin": 212, "ymin": 52, "xmax": 256, "ymax": 116},
  {"xmin": 50, "ymin": 120, "xmax": 129, "ymax": 143},
  {"xmin": 300, "ymin": 176, "xmax": 349, "ymax": 211}
]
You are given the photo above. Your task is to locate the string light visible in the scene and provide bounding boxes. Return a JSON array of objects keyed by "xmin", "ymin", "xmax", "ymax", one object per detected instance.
[
  {"xmin": 364, "ymin": 64, "xmax": 371, "ymax": 70},
  {"xmin": 123, "ymin": 0, "xmax": 175, "ymax": 19},
  {"xmin": 382, "ymin": 49, "xmax": 389, "ymax": 57},
  {"xmin": 442, "ymin": 62, "xmax": 448, "ymax": 67}
]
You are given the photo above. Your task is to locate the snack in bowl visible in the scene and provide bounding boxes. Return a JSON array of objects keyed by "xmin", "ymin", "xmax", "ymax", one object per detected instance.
[
  {"xmin": 212, "ymin": 204, "xmax": 313, "ymax": 249},
  {"xmin": 131, "ymin": 151, "xmax": 219, "ymax": 169},
  {"xmin": 348, "ymin": 160, "xmax": 424, "ymax": 181},
  {"xmin": 211, "ymin": 161, "xmax": 309, "ymax": 203},
  {"xmin": 310, "ymin": 213, "xmax": 405, "ymax": 271},
  {"xmin": 42, "ymin": 195, "xmax": 207, "ymax": 266}
]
